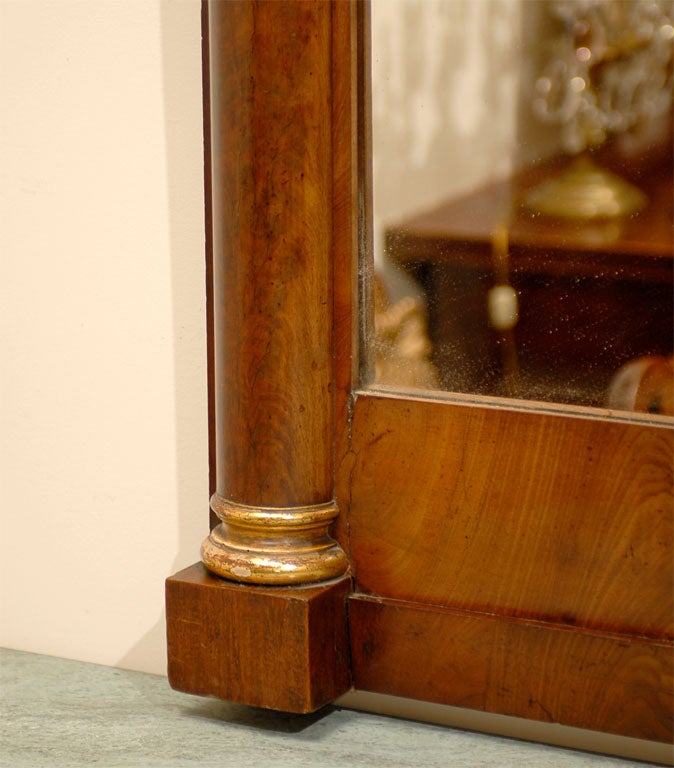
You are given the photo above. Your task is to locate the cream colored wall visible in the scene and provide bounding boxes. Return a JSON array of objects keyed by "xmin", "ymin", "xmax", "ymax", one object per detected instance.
[
  {"xmin": 0, "ymin": 0, "xmax": 206, "ymax": 675},
  {"xmin": 0, "ymin": 0, "xmax": 525, "ymax": 678}
]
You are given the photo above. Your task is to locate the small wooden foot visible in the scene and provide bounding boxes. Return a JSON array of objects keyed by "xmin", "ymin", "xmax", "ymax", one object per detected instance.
[{"xmin": 166, "ymin": 563, "xmax": 352, "ymax": 713}]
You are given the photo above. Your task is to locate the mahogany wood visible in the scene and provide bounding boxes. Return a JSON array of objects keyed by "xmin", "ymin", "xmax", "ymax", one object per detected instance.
[
  {"xmin": 208, "ymin": 0, "xmax": 333, "ymax": 508},
  {"xmin": 331, "ymin": 0, "xmax": 361, "ymax": 552},
  {"xmin": 338, "ymin": 388, "xmax": 673, "ymax": 742},
  {"xmin": 198, "ymin": 0, "xmax": 347, "ymax": 582},
  {"xmin": 166, "ymin": 0, "xmax": 352, "ymax": 711},
  {"xmin": 348, "ymin": 595, "xmax": 673, "ymax": 742},
  {"xmin": 346, "ymin": 391, "xmax": 673, "ymax": 640},
  {"xmin": 167, "ymin": 564, "xmax": 351, "ymax": 713},
  {"xmin": 165, "ymin": 0, "xmax": 674, "ymax": 750},
  {"xmin": 201, "ymin": 2, "xmax": 217, "ymax": 530}
]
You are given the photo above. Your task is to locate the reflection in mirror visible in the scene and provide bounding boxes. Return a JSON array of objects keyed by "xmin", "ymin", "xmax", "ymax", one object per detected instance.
[{"xmin": 367, "ymin": 0, "xmax": 673, "ymax": 415}]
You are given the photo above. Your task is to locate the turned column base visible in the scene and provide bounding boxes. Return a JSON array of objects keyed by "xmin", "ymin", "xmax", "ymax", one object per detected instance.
[{"xmin": 201, "ymin": 496, "xmax": 349, "ymax": 585}]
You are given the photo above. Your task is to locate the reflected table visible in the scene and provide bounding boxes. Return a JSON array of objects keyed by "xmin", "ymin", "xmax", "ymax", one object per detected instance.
[{"xmin": 385, "ymin": 158, "xmax": 674, "ymax": 408}]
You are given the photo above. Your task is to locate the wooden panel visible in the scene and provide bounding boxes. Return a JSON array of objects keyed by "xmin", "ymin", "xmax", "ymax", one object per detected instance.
[
  {"xmin": 349, "ymin": 595, "xmax": 674, "ymax": 743},
  {"xmin": 346, "ymin": 391, "xmax": 673, "ymax": 639},
  {"xmin": 166, "ymin": 564, "xmax": 351, "ymax": 713}
]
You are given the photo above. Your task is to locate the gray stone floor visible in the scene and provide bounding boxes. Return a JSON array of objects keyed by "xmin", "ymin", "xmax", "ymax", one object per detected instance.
[{"xmin": 0, "ymin": 648, "xmax": 667, "ymax": 767}]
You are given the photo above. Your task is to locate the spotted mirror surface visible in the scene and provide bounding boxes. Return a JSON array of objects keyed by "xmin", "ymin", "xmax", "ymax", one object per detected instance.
[{"xmin": 364, "ymin": 0, "xmax": 673, "ymax": 417}]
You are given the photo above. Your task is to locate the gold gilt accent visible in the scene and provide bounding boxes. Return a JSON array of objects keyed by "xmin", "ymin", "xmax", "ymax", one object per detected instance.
[{"xmin": 201, "ymin": 495, "xmax": 348, "ymax": 585}]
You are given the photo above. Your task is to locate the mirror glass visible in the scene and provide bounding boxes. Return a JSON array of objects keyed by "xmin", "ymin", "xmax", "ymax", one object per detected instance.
[{"xmin": 366, "ymin": 0, "xmax": 673, "ymax": 416}]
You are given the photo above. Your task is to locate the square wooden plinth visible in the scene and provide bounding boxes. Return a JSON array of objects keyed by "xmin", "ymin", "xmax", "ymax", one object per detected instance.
[{"xmin": 165, "ymin": 563, "xmax": 352, "ymax": 713}]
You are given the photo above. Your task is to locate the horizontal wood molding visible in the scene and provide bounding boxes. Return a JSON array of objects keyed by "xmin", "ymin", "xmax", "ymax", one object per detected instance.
[
  {"xmin": 348, "ymin": 594, "xmax": 674, "ymax": 743},
  {"xmin": 167, "ymin": 564, "xmax": 352, "ymax": 713},
  {"xmin": 345, "ymin": 390, "xmax": 673, "ymax": 639}
]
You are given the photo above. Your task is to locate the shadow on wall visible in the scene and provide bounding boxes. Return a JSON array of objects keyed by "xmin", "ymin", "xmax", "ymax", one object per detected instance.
[{"xmin": 117, "ymin": 0, "xmax": 207, "ymax": 677}]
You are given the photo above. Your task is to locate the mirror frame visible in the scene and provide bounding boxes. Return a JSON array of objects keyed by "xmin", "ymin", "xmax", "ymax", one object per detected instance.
[{"xmin": 166, "ymin": 1, "xmax": 673, "ymax": 759}]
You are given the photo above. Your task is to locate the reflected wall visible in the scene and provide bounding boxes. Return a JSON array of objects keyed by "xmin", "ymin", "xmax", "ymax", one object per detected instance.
[{"xmin": 368, "ymin": 0, "xmax": 674, "ymax": 415}]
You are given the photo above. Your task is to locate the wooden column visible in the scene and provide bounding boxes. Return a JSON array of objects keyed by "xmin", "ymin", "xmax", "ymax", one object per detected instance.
[
  {"xmin": 166, "ymin": 1, "xmax": 352, "ymax": 712},
  {"xmin": 199, "ymin": 0, "xmax": 347, "ymax": 584}
]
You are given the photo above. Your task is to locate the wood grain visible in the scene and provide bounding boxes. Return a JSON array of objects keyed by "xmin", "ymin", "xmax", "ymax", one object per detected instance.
[
  {"xmin": 208, "ymin": 0, "xmax": 334, "ymax": 507},
  {"xmin": 169, "ymin": 1, "xmax": 674, "ymax": 745},
  {"xmin": 349, "ymin": 594, "xmax": 673, "ymax": 742},
  {"xmin": 331, "ymin": 0, "xmax": 361, "ymax": 553},
  {"xmin": 346, "ymin": 391, "xmax": 673, "ymax": 639},
  {"xmin": 199, "ymin": 0, "xmax": 347, "ymax": 582},
  {"xmin": 167, "ymin": 1, "xmax": 352, "ymax": 710},
  {"xmin": 167, "ymin": 563, "xmax": 351, "ymax": 713},
  {"xmin": 201, "ymin": 2, "xmax": 217, "ymax": 530}
]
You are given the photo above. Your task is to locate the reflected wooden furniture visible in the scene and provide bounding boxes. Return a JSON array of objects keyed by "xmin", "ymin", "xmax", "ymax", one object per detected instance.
[
  {"xmin": 385, "ymin": 159, "xmax": 673, "ymax": 407},
  {"xmin": 166, "ymin": 1, "xmax": 673, "ymax": 758}
]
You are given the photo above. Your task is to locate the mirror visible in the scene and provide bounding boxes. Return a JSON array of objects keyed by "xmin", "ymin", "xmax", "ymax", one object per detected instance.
[{"xmin": 366, "ymin": 0, "xmax": 673, "ymax": 416}]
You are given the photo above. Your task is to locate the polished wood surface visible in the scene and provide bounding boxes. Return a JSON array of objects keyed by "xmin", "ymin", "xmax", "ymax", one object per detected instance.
[
  {"xmin": 166, "ymin": 0, "xmax": 674, "ymax": 748},
  {"xmin": 201, "ymin": 1, "xmax": 217, "ymax": 530},
  {"xmin": 167, "ymin": 0, "xmax": 351, "ymax": 712},
  {"xmin": 338, "ymin": 384, "xmax": 673, "ymax": 741},
  {"xmin": 209, "ymin": 0, "xmax": 333, "ymax": 507},
  {"xmin": 199, "ymin": 0, "xmax": 346, "ymax": 582},
  {"xmin": 349, "ymin": 595, "xmax": 673, "ymax": 742},
  {"xmin": 167, "ymin": 564, "xmax": 351, "ymax": 713},
  {"xmin": 346, "ymin": 391, "xmax": 673, "ymax": 638},
  {"xmin": 331, "ymin": 0, "xmax": 362, "ymax": 552}
]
